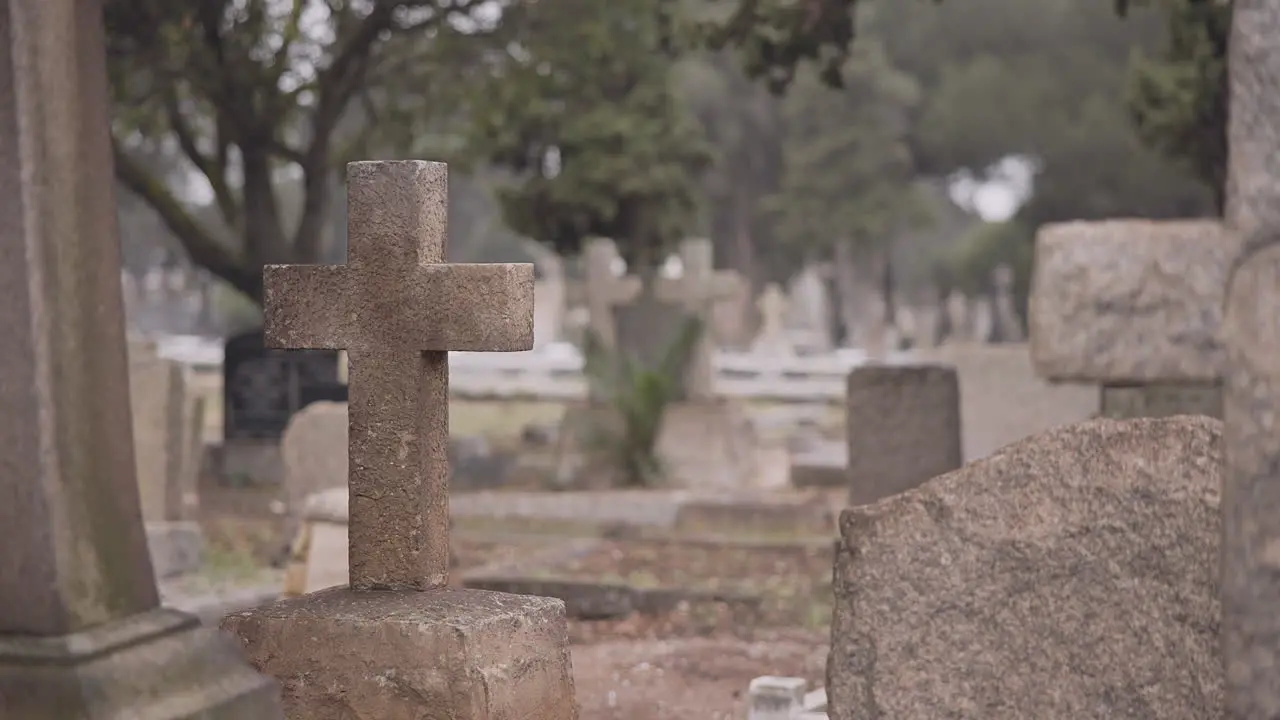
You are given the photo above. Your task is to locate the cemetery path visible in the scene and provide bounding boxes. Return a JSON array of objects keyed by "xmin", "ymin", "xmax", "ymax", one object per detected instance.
[{"xmin": 569, "ymin": 630, "xmax": 827, "ymax": 720}]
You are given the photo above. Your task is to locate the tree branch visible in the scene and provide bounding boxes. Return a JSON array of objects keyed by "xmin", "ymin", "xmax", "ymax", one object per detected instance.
[
  {"xmin": 163, "ymin": 89, "xmax": 241, "ymax": 227},
  {"xmin": 112, "ymin": 140, "xmax": 262, "ymax": 302}
]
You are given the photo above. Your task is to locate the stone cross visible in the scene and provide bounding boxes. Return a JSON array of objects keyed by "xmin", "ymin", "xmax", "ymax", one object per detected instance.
[
  {"xmin": 655, "ymin": 237, "xmax": 745, "ymax": 400},
  {"xmin": 752, "ymin": 283, "xmax": 794, "ymax": 356},
  {"xmin": 0, "ymin": 0, "xmax": 280, "ymax": 714},
  {"xmin": 1221, "ymin": 1, "xmax": 1280, "ymax": 714},
  {"xmin": 263, "ymin": 161, "xmax": 533, "ymax": 591},
  {"xmin": 583, "ymin": 237, "xmax": 640, "ymax": 349},
  {"xmin": 1028, "ymin": 219, "xmax": 1231, "ymax": 420}
]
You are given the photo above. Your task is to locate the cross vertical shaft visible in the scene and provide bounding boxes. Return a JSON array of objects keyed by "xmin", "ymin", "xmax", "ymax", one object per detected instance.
[{"xmin": 346, "ymin": 348, "xmax": 450, "ymax": 589}]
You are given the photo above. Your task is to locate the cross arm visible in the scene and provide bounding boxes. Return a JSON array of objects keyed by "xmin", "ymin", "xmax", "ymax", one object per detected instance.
[
  {"xmin": 1028, "ymin": 220, "xmax": 1234, "ymax": 383},
  {"xmin": 392, "ymin": 263, "xmax": 535, "ymax": 352},
  {"xmin": 263, "ymin": 264, "xmax": 353, "ymax": 350}
]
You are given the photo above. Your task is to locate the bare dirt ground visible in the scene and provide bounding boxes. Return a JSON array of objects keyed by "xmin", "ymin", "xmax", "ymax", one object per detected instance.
[
  {"xmin": 195, "ymin": 466, "xmax": 835, "ymax": 720},
  {"xmin": 570, "ymin": 628, "xmax": 828, "ymax": 720}
]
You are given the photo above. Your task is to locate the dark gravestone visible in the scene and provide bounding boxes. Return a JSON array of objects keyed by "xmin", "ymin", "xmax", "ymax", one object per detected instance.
[
  {"xmin": 612, "ymin": 295, "xmax": 690, "ymax": 398},
  {"xmin": 223, "ymin": 330, "xmax": 341, "ymax": 440}
]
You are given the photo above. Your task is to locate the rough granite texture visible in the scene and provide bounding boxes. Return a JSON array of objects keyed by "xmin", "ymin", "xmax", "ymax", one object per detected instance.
[
  {"xmin": 262, "ymin": 161, "xmax": 534, "ymax": 591},
  {"xmin": 827, "ymin": 417, "xmax": 1222, "ymax": 720},
  {"xmin": 845, "ymin": 365, "xmax": 961, "ymax": 506},
  {"xmin": 1222, "ymin": 3, "xmax": 1280, "ymax": 714},
  {"xmin": 1029, "ymin": 219, "xmax": 1237, "ymax": 383},
  {"xmin": 222, "ymin": 586, "xmax": 579, "ymax": 720}
]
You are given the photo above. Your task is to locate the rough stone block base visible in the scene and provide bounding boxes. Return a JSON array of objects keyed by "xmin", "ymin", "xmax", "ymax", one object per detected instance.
[
  {"xmin": 1099, "ymin": 381, "xmax": 1223, "ymax": 420},
  {"xmin": 0, "ymin": 608, "xmax": 281, "ymax": 719},
  {"xmin": 221, "ymin": 586, "xmax": 579, "ymax": 720}
]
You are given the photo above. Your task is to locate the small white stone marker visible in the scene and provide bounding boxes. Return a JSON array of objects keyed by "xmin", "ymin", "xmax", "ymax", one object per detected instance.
[{"xmin": 748, "ymin": 675, "xmax": 808, "ymax": 720}]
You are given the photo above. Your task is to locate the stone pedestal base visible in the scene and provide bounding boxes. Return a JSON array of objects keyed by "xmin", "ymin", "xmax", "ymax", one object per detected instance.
[
  {"xmin": 221, "ymin": 586, "xmax": 579, "ymax": 720},
  {"xmin": 656, "ymin": 400, "xmax": 763, "ymax": 488},
  {"xmin": 0, "ymin": 608, "xmax": 281, "ymax": 719}
]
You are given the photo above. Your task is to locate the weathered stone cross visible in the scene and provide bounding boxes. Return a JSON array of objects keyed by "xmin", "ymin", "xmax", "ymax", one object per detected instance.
[
  {"xmin": 264, "ymin": 161, "xmax": 533, "ymax": 591},
  {"xmin": 655, "ymin": 238, "xmax": 744, "ymax": 400},
  {"xmin": 583, "ymin": 237, "xmax": 640, "ymax": 350}
]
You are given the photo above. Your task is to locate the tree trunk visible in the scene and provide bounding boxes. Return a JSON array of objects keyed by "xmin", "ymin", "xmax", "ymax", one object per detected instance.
[{"xmin": 832, "ymin": 240, "xmax": 860, "ymax": 347}]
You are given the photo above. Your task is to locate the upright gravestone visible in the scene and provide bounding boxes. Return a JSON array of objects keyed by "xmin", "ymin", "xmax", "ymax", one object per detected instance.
[
  {"xmin": 751, "ymin": 283, "xmax": 795, "ymax": 356},
  {"xmin": 221, "ymin": 330, "xmax": 345, "ymax": 485},
  {"xmin": 826, "ymin": 418, "xmax": 1222, "ymax": 719},
  {"xmin": 845, "ymin": 365, "xmax": 963, "ymax": 506},
  {"xmin": 1221, "ymin": 1, "xmax": 1280, "ymax": 714},
  {"xmin": 223, "ymin": 330, "xmax": 345, "ymax": 440},
  {"xmin": 786, "ymin": 265, "xmax": 833, "ymax": 353},
  {"xmin": 533, "ymin": 254, "xmax": 567, "ymax": 348},
  {"xmin": 220, "ymin": 161, "xmax": 576, "ymax": 719},
  {"xmin": 0, "ymin": 0, "xmax": 281, "ymax": 715},
  {"xmin": 1029, "ymin": 219, "xmax": 1231, "ymax": 420}
]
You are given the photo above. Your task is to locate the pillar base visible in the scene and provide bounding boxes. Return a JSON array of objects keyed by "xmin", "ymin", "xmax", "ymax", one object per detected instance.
[
  {"xmin": 221, "ymin": 585, "xmax": 579, "ymax": 720},
  {"xmin": 0, "ymin": 607, "xmax": 281, "ymax": 719}
]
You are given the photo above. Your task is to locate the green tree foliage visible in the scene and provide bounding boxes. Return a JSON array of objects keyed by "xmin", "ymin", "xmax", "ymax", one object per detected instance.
[
  {"xmin": 945, "ymin": 219, "xmax": 1033, "ymax": 296},
  {"xmin": 1125, "ymin": 0, "xmax": 1229, "ymax": 212},
  {"xmin": 765, "ymin": 39, "xmax": 927, "ymax": 276},
  {"xmin": 675, "ymin": 52, "xmax": 784, "ymax": 285},
  {"xmin": 701, "ymin": 0, "xmax": 866, "ymax": 92},
  {"xmin": 464, "ymin": 0, "xmax": 712, "ymax": 272},
  {"xmin": 580, "ymin": 317, "xmax": 703, "ymax": 487},
  {"xmin": 106, "ymin": 0, "xmax": 491, "ymax": 303}
]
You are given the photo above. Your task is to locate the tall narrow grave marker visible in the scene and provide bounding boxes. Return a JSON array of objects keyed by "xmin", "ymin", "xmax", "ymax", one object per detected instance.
[{"xmin": 0, "ymin": 0, "xmax": 280, "ymax": 715}]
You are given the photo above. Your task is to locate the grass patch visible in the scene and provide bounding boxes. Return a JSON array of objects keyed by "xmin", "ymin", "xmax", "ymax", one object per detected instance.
[{"xmin": 450, "ymin": 400, "xmax": 566, "ymax": 442}]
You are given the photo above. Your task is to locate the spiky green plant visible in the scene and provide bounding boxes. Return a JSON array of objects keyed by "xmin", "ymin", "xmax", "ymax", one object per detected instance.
[{"xmin": 581, "ymin": 315, "xmax": 703, "ymax": 487}]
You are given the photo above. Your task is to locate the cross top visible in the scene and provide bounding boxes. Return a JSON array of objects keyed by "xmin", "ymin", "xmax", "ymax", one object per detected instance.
[
  {"xmin": 655, "ymin": 238, "xmax": 744, "ymax": 399},
  {"xmin": 263, "ymin": 161, "xmax": 534, "ymax": 591},
  {"xmin": 345, "ymin": 162, "xmax": 443, "ymax": 272},
  {"xmin": 583, "ymin": 238, "xmax": 641, "ymax": 349}
]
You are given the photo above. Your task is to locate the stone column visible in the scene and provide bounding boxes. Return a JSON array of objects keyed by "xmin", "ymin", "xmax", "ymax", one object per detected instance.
[
  {"xmin": 0, "ymin": 0, "xmax": 281, "ymax": 716},
  {"xmin": 1222, "ymin": 0, "xmax": 1280, "ymax": 715}
]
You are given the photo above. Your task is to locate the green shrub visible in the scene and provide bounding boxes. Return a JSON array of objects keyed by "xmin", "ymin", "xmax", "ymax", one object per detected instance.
[{"xmin": 580, "ymin": 316, "xmax": 702, "ymax": 488}]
